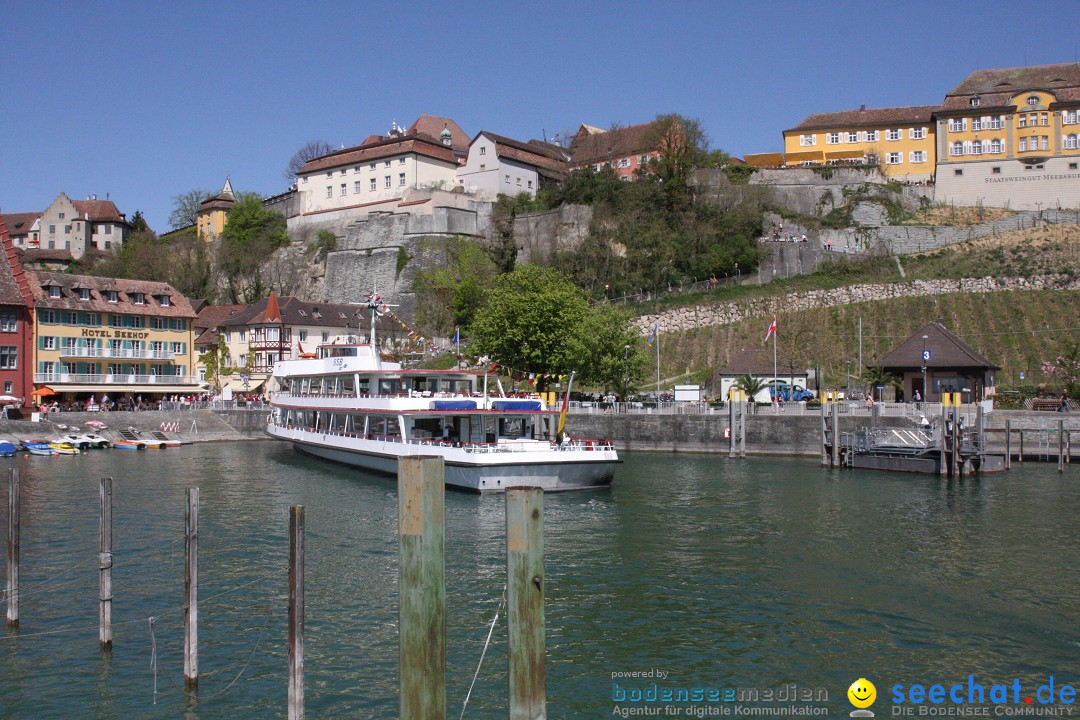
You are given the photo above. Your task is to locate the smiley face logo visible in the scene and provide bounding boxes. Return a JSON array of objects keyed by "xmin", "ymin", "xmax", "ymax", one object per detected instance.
[{"xmin": 848, "ymin": 678, "xmax": 877, "ymax": 709}]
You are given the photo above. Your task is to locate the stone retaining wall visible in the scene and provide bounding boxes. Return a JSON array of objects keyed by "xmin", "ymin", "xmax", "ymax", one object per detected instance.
[{"xmin": 637, "ymin": 274, "xmax": 1080, "ymax": 333}]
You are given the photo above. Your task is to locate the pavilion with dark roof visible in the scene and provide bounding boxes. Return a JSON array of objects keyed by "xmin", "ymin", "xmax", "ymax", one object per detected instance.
[{"xmin": 872, "ymin": 322, "xmax": 999, "ymax": 403}]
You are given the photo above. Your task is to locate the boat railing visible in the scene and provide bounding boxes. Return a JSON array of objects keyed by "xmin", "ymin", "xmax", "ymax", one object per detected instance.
[{"xmin": 270, "ymin": 420, "xmax": 613, "ymax": 453}]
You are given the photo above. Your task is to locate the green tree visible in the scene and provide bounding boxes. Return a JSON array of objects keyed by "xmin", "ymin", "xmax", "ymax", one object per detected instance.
[
  {"xmin": 199, "ymin": 333, "xmax": 233, "ymax": 393},
  {"xmin": 469, "ymin": 265, "xmax": 590, "ymax": 392},
  {"xmin": 169, "ymin": 189, "xmax": 211, "ymax": 230},
  {"xmin": 167, "ymin": 227, "xmax": 216, "ymax": 301},
  {"xmin": 575, "ymin": 304, "xmax": 649, "ymax": 392},
  {"xmin": 217, "ymin": 192, "xmax": 289, "ymax": 303},
  {"xmin": 861, "ymin": 366, "xmax": 902, "ymax": 399}
]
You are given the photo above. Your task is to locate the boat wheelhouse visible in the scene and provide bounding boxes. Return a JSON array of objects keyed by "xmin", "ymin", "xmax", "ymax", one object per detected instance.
[{"xmin": 266, "ymin": 331, "xmax": 618, "ymax": 492}]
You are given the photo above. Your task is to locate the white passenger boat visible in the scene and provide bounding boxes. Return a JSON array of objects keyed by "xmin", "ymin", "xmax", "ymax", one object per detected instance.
[{"xmin": 266, "ymin": 297, "xmax": 618, "ymax": 492}]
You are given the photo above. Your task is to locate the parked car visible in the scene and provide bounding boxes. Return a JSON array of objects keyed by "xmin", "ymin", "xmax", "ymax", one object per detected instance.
[{"xmin": 767, "ymin": 381, "xmax": 816, "ymax": 402}]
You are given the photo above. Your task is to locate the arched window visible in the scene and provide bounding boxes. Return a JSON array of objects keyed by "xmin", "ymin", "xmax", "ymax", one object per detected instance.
[
  {"xmin": 950, "ymin": 141, "xmax": 964, "ymax": 156},
  {"xmin": 1027, "ymin": 95, "xmax": 1041, "ymax": 106},
  {"xmin": 1065, "ymin": 134, "xmax": 1079, "ymax": 150}
]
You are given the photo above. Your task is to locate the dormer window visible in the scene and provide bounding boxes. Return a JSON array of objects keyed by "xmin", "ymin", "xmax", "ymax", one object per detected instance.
[
  {"xmin": 107, "ymin": 291, "xmax": 118, "ymax": 303},
  {"xmin": 49, "ymin": 286, "xmax": 61, "ymax": 299},
  {"xmin": 159, "ymin": 295, "xmax": 171, "ymax": 307},
  {"xmin": 79, "ymin": 288, "xmax": 91, "ymax": 301},
  {"xmin": 970, "ymin": 96, "xmax": 981, "ymax": 107},
  {"xmin": 1027, "ymin": 95, "xmax": 1040, "ymax": 106},
  {"xmin": 132, "ymin": 292, "xmax": 145, "ymax": 305}
]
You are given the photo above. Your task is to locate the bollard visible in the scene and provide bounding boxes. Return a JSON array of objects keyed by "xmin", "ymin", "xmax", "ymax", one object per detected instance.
[
  {"xmin": 184, "ymin": 488, "xmax": 199, "ymax": 689},
  {"xmin": 289, "ymin": 506, "xmax": 305, "ymax": 720},
  {"xmin": 6, "ymin": 468, "xmax": 18, "ymax": 628},
  {"xmin": 99, "ymin": 477, "xmax": 113, "ymax": 649}
]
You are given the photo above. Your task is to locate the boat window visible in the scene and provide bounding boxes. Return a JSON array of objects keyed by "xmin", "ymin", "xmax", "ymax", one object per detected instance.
[
  {"xmin": 423, "ymin": 378, "xmax": 439, "ymax": 393},
  {"xmin": 342, "ymin": 374, "xmax": 355, "ymax": 395},
  {"xmin": 378, "ymin": 379, "xmax": 399, "ymax": 395},
  {"xmin": 450, "ymin": 379, "xmax": 471, "ymax": 394},
  {"xmin": 500, "ymin": 418, "xmax": 525, "ymax": 439},
  {"xmin": 370, "ymin": 416, "xmax": 386, "ymax": 437},
  {"xmin": 309, "ymin": 377, "xmax": 322, "ymax": 394},
  {"xmin": 358, "ymin": 378, "xmax": 370, "ymax": 396}
]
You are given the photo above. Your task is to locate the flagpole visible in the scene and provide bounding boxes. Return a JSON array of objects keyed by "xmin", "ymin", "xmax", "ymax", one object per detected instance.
[{"xmin": 656, "ymin": 325, "xmax": 661, "ymax": 400}]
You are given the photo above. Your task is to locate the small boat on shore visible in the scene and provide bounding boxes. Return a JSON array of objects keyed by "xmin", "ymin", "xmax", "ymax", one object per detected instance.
[
  {"xmin": 24, "ymin": 441, "xmax": 56, "ymax": 456},
  {"xmin": 48, "ymin": 442, "xmax": 80, "ymax": 455},
  {"xmin": 112, "ymin": 440, "xmax": 146, "ymax": 451},
  {"xmin": 57, "ymin": 434, "xmax": 111, "ymax": 450},
  {"xmin": 0, "ymin": 442, "xmax": 17, "ymax": 457}
]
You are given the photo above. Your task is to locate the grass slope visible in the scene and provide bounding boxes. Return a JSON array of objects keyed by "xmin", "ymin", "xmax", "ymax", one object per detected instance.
[{"xmin": 643, "ymin": 223, "xmax": 1080, "ymax": 389}]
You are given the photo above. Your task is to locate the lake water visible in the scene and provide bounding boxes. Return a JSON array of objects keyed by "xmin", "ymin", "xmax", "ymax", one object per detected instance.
[{"xmin": 1, "ymin": 444, "xmax": 1078, "ymax": 719}]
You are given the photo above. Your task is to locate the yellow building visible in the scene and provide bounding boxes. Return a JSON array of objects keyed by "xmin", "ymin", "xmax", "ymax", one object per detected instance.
[
  {"xmin": 934, "ymin": 63, "xmax": 1080, "ymax": 209},
  {"xmin": 779, "ymin": 105, "xmax": 938, "ymax": 181},
  {"xmin": 196, "ymin": 178, "xmax": 235, "ymax": 240},
  {"xmin": 30, "ymin": 272, "xmax": 201, "ymax": 403}
]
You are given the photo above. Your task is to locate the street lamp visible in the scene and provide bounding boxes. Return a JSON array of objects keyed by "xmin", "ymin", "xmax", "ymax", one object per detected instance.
[{"xmin": 921, "ymin": 334, "xmax": 929, "ymax": 405}]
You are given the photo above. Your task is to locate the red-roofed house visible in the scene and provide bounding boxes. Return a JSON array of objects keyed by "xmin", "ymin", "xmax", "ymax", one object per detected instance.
[
  {"xmin": 1, "ymin": 212, "xmax": 42, "ymax": 249},
  {"xmin": 567, "ymin": 121, "xmax": 665, "ymax": 180},
  {"xmin": 37, "ymin": 192, "xmax": 131, "ymax": 259},
  {"xmin": 0, "ymin": 213, "xmax": 35, "ymax": 407}
]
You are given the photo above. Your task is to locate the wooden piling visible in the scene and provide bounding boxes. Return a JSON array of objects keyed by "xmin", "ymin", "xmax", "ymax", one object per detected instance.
[
  {"xmin": 738, "ymin": 402, "xmax": 746, "ymax": 458},
  {"xmin": 1059, "ymin": 420, "xmax": 1066, "ymax": 474},
  {"xmin": 99, "ymin": 477, "xmax": 113, "ymax": 649},
  {"xmin": 728, "ymin": 397, "xmax": 736, "ymax": 459},
  {"xmin": 1004, "ymin": 420, "xmax": 1012, "ymax": 470},
  {"xmin": 6, "ymin": 468, "xmax": 18, "ymax": 628},
  {"xmin": 830, "ymin": 406, "xmax": 839, "ymax": 468},
  {"xmin": 820, "ymin": 399, "xmax": 827, "ymax": 467},
  {"xmin": 184, "ymin": 487, "xmax": 199, "ymax": 689},
  {"xmin": 506, "ymin": 486, "xmax": 546, "ymax": 720},
  {"xmin": 398, "ymin": 457, "xmax": 445, "ymax": 720},
  {"xmin": 1019, "ymin": 429, "xmax": 1024, "ymax": 463},
  {"xmin": 289, "ymin": 506, "xmax": 305, "ymax": 720}
]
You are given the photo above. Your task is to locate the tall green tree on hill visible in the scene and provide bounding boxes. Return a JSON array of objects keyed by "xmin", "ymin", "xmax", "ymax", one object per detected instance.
[
  {"xmin": 217, "ymin": 192, "xmax": 289, "ymax": 303},
  {"xmin": 469, "ymin": 265, "xmax": 647, "ymax": 392}
]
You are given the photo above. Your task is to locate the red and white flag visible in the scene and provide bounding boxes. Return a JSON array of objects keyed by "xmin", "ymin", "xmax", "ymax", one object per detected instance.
[{"xmin": 763, "ymin": 317, "xmax": 777, "ymax": 343}]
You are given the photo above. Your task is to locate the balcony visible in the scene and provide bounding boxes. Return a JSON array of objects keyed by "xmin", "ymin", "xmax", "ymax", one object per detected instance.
[
  {"xmin": 58, "ymin": 347, "xmax": 175, "ymax": 360},
  {"xmin": 35, "ymin": 373, "xmax": 201, "ymax": 386}
]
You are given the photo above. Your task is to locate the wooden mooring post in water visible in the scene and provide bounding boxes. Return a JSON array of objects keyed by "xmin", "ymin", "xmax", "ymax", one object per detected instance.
[
  {"xmin": 289, "ymin": 506, "xmax": 305, "ymax": 720},
  {"xmin": 184, "ymin": 487, "xmax": 199, "ymax": 689},
  {"xmin": 398, "ymin": 457, "xmax": 445, "ymax": 720},
  {"xmin": 6, "ymin": 468, "xmax": 18, "ymax": 628},
  {"xmin": 1005, "ymin": 420, "xmax": 1012, "ymax": 470},
  {"xmin": 506, "ymin": 486, "xmax": 546, "ymax": 720},
  {"xmin": 99, "ymin": 477, "xmax": 113, "ymax": 649}
]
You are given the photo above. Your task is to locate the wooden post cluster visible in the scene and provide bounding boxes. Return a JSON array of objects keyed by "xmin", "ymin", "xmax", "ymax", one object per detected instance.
[
  {"xmin": 99, "ymin": 477, "xmax": 113, "ymax": 649},
  {"xmin": 289, "ymin": 506, "xmax": 305, "ymax": 720},
  {"xmin": 184, "ymin": 487, "xmax": 199, "ymax": 689},
  {"xmin": 1059, "ymin": 420, "xmax": 1066, "ymax": 474},
  {"xmin": 830, "ymin": 406, "xmax": 839, "ymax": 468},
  {"xmin": 506, "ymin": 486, "xmax": 546, "ymax": 720},
  {"xmin": 6, "ymin": 468, "xmax": 18, "ymax": 628},
  {"xmin": 398, "ymin": 457, "xmax": 446, "ymax": 720}
]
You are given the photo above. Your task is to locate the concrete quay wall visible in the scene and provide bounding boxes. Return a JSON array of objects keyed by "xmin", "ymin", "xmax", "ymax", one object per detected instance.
[
  {"xmin": 566, "ymin": 412, "xmax": 909, "ymax": 455},
  {"xmin": 0, "ymin": 409, "xmax": 271, "ymax": 445}
]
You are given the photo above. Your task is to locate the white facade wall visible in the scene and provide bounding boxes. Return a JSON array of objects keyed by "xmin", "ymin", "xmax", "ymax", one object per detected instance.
[
  {"xmin": 935, "ymin": 157, "xmax": 1080, "ymax": 210},
  {"xmin": 458, "ymin": 136, "xmax": 541, "ymax": 200},
  {"xmin": 295, "ymin": 153, "xmax": 458, "ymax": 218}
]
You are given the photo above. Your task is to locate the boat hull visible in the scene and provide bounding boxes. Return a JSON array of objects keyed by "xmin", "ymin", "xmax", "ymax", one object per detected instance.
[{"xmin": 269, "ymin": 426, "xmax": 616, "ymax": 493}]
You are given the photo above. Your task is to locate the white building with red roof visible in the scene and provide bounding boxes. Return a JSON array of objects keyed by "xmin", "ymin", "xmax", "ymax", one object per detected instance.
[{"xmin": 36, "ymin": 192, "xmax": 131, "ymax": 259}]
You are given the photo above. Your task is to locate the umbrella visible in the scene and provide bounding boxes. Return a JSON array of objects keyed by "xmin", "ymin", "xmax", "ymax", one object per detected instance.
[
  {"xmin": 32, "ymin": 386, "xmax": 57, "ymax": 397},
  {"xmin": 0, "ymin": 395, "xmax": 21, "ymax": 405}
]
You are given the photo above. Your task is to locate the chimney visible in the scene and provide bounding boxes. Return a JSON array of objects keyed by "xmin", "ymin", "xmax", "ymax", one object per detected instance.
[{"xmin": 860, "ymin": 104, "xmax": 866, "ymax": 111}]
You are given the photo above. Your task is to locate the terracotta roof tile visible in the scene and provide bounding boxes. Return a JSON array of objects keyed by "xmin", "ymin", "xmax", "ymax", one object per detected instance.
[
  {"xmin": 786, "ymin": 105, "xmax": 939, "ymax": 133},
  {"xmin": 946, "ymin": 62, "xmax": 1080, "ymax": 97},
  {"xmin": 28, "ymin": 271, "xmax": 196, "ymax": 318},
  {"xmin": 1, "ymin": 212, "xmax": 41, "ymax": 235},
  {"xmin": 568, "ymin": 121, "xmax": 661, "ymax": 166},
  {"xmin": 0, "ymin": 214, "xmax": 33, "ymax": 306},
  {"xmin": 71, "ymin": 199, "xmax": 127, "ymax": 224},
  {"xmin": 298, "ymin": 135, "xmax": 457, "ymax": 174},
  {"xmin": 406, "ymin": 115, "xmax": 469, "ymax": 152},
  {"xmin": 477, "ymin": 131, "xmax": 569, "ymax": 175}
]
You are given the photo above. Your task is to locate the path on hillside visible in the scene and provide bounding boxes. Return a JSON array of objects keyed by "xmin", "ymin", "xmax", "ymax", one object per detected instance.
[{"xmin": 637, "ymin": 274, "xmax": 1080, "ymax": 334}]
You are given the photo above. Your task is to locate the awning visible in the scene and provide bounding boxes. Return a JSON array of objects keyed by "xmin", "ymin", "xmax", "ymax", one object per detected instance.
[
  {"xmin": 43, "ymin": 384, "xmax": 204, "ymax": 394},
  {"xmin": 743, "ymin": 153, "xmax": 785, "ymax": 167},
  {"xmin": 825, "ymin": 150, "xmax": 867, "ymax": 160},
  {"xmin": 32, "ymin": 385, "xmax": 57, "ymax": 397},
  {"xmin": 784, "ymin": 150, "xmax": 824, "ymax": 163},
  {"xmin": 223, "ymin": 379, "xmax": 266, "ymax": 392}
]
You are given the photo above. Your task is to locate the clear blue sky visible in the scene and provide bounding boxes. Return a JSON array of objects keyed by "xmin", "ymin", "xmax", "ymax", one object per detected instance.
[{"xmin": 3, "ymin": 0, "xmax": 1079, "ymax": 232}]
